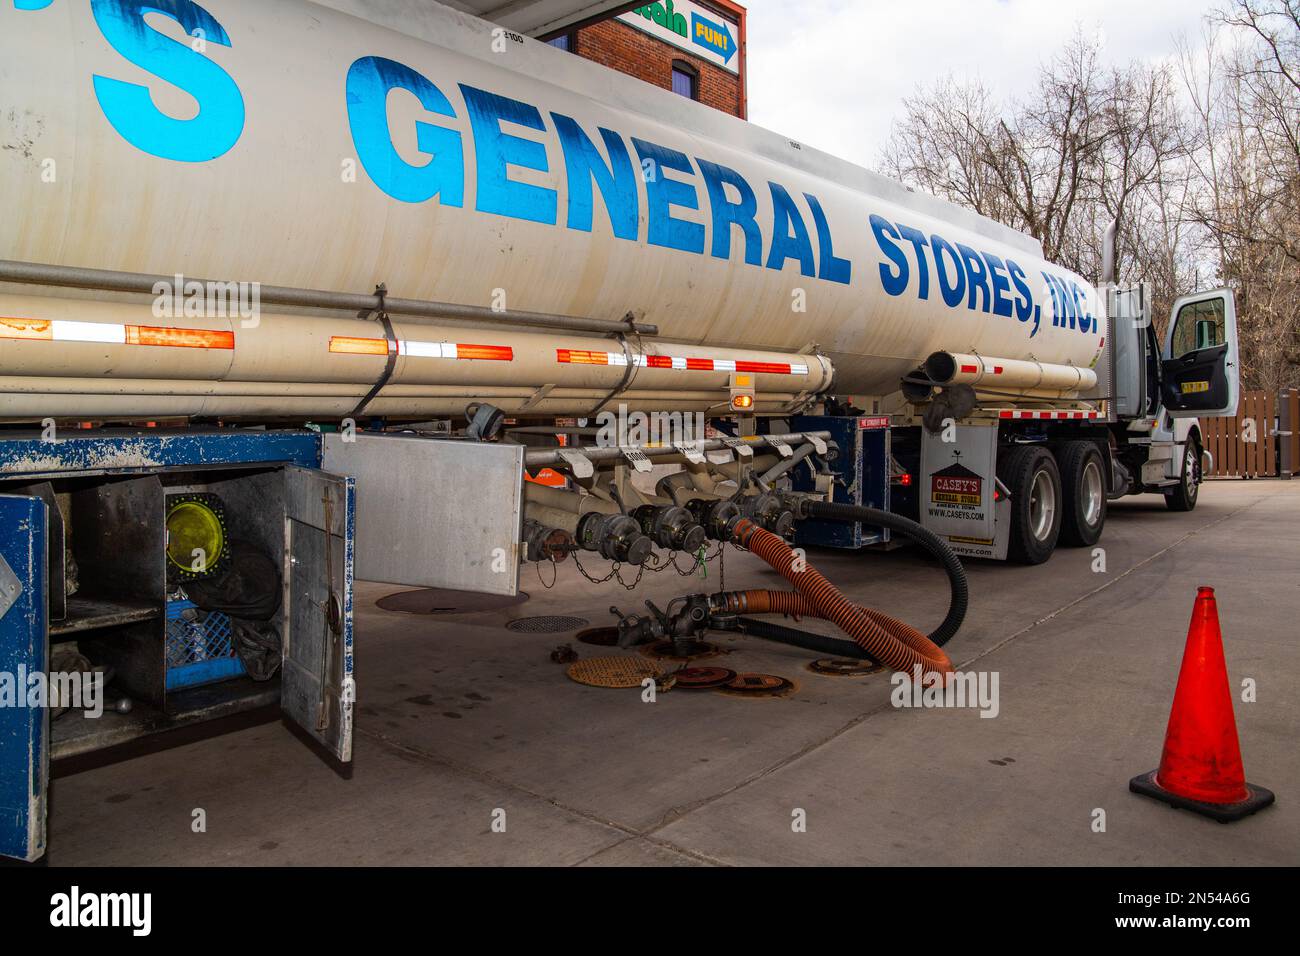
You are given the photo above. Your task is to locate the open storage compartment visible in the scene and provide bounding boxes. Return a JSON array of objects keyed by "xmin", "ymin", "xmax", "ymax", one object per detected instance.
[{"xmin": 0, "ymin": 464, "xmax": 354, "ymax": 763}]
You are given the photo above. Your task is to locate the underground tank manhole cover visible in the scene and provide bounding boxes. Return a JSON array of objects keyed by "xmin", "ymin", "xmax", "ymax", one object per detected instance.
[
  {"xmin": 506, "ymin": 615, "xmax": 590, "ymax": 634},
  {"xmin": 716, "ymin": 673, "xmax": 798, "ymax": 699},
  {"xmin": 376, "ymin": 588, "xmax": 530, "ymax": 615},
  {"xmin": 808, "ymin": 658, "xmax": 885, "ymax": 677},
  {"xmin": 566, "ymin": 657, "xmax": 662, "ymax": 689}
]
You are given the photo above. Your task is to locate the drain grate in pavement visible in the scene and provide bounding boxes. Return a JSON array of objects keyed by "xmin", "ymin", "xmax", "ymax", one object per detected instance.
[{"xmin": 506, "ymin": 615, "xmax": 589, "ymax": 634}]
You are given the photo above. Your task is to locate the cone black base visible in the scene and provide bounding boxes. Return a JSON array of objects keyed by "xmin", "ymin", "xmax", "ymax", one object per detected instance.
[{"xmin": 1130, "ymin": 770, "xmax": 1276, "ymax": 823}]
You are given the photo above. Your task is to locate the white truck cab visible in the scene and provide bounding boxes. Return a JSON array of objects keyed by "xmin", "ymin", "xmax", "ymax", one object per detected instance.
[{"xmin": 1108, "ymin": 285, "xmax": 1240, "ymax": 512}]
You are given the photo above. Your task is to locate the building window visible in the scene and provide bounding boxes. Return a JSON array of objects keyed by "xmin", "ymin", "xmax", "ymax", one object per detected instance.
[
  {"xmin": 546, "ymin": 32, "xmax": 576, "ymax": 53},
  {"xmin": 671, "ymin": 61, "xmax": 698, "ymax": 100}
]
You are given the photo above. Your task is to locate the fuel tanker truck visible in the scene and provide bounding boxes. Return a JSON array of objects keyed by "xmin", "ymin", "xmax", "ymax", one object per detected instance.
[{"xmin": 0, "ymin": 0, "xmax": 1241, "ymax": 861}]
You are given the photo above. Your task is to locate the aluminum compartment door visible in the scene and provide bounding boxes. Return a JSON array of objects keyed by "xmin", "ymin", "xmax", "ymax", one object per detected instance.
[
  {"xmin": 321, "ymin": 434, "xmax": 525, "ymax": 596},
  {"xmin": 282, "ymin": 468, "xmax": 354, "ymax": 763},
  {"xmin": 0, "ymin": 495, "xmax": 47, "ymax": 862}
]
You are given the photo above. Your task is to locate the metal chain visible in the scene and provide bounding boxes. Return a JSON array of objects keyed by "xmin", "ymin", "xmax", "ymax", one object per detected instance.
[
  {"xmin": 535, "ymin": 557, "xmax": 558, "ymax": 590},
  {"xmin": 572, "ymin": 551, "xmax": 617, "ymax": 584},
  {"xmin": 615, "ymin": 563, "xmax": 645, "ymax": 590}
]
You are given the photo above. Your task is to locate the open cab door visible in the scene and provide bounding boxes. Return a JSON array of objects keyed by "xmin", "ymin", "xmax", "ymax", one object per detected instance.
[{"xmin": 1162, "ymin": 289, "xmax": 1240, "ymax": 418}]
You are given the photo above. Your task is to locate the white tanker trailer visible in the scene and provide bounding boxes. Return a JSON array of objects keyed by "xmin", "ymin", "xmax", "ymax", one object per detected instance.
[{"xmin": 0, "ymin": 0, "xmax": 1243, "ymax": 861}]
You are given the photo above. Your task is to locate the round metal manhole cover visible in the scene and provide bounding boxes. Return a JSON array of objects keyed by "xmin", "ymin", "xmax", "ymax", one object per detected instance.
[
  {"xmin": 506, "ymin": 615, "xmax": 589, "ymax": 634},
  {"xmin": 376, "ymin": 588, "xmax": 530, "ymax": 615},
  {"xmin": 672, "ymin": 666, "xmax": 737, "ymax": 690},
  {"xmin": 716, "ymin": 672, "xmax": 798, "ymax": 699},
  {"xmin": 566, "ymin": 656, "xmax": 662, "ymax": 689},
  {"xmin": 808, "ymin": 658, "xmax": 884, "ymax": 677},
  {"xmin": 576, "ymin": 626, "xmax": 621, "ymax": 647},
  {"xmin": 639, "ymin": 638, "xmax": 723, "ymax": 662}
]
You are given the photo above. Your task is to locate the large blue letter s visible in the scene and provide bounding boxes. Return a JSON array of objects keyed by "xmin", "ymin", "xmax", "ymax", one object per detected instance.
[{"xmin": 91, "ymin": 0, "xmax": 244, "ymax": 163}]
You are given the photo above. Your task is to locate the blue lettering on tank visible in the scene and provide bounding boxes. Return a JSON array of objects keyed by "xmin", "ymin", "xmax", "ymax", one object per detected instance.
[
  {"xmin": 957, "ymin": 243, "xmax": 990, "ymax": 312},
  {"xmin": 1041, "ymin": 271, "xmax": 1062, "ymax": 327},
  {"xmin": 1070, "ymin": 280, "xmax": 1094, "ymax": 334},
  {"xmin": 931, "ymin": 234, "xmax": 966, "ymax": 308},
  {"xmin": 1007, "ymin": 259, "xmax": 1033, "ymax": 323},
  {"xmin": 633, "ymin": 138, "xmax": 705, "ymax": 254},
  {"xmin": 896, "ymin": 224, "xmax": 930, "ymax": 301},
  {"xmin": 698, "ymin": 159, "xmax": 762, "ymax": 266},
  {"xmin": 982, "ymin": 252, "xmax": 1014, "ymax": 319},
  {"xmin": 90, "ymin": 0, "xmax": 244, "ymax": 163},
  {"xmin": 460, "ymin": 85, "xmax": 556, "ymax": 225},
  {"xmin": 805, "ymin": 193, "xmax": 852, "ymax": 285},
  {"xmin": 766, "ymin": 183, "xmax": 816, "ymax": 277},
  {"xmin": 346, "ymin": 57, "xmax": 463, "ymax": 206},
  {"xmin": 552, "ymin": 113, "xmax": 638, "ymax": 240},
  {"xmin": 870, "ymin": 214, "xmax": 908, "ymax": 296}
]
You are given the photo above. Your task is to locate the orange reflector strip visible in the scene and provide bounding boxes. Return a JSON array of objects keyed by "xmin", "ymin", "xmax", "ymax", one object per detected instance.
[
  {"xmin": 329, "ymin": 336, "xmax": 390, "ymax": 355},
  {"xmin": 125, "ymin": 325, "xmax": 234, "ymax": 349},
  {"xmin": 0, "ymin": 317, "xmax": 53, "ymax": 339},
  {"xmin": 456, "ymin": 344, "xmax": 514, "ymax": 361},
  {"xmin": 960, "ymin": 364, "xmax": 979, "ymax": 374},
  {"xmin": 557, "ymin": 349, "xmax": 610, "ymax": 365},
  {"xmin": 0, "ymin": 317, "xmax": 233, "ymax": 348},
  {"xmin": 735, "ymin": 361, "xmax": 793, "ymax": 375}
]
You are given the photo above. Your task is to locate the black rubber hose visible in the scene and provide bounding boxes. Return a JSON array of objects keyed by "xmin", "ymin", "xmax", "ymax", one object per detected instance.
[
  {"xmin": 735, "ymin": 617, "xmax": 879, "ymax": 663},
  {"xmin": 802, "ymin": 500, "xmax": 967, "ymax": 648}
]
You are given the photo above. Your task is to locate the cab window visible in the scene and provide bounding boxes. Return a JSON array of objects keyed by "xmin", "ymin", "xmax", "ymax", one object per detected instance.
[{"xmin": 1170, "ymin": 298, "xmax": 1225, "ymax": 358}]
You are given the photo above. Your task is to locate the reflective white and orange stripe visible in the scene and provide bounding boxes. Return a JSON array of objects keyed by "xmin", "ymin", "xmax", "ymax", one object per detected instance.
[
  {"xmin": 329, "ymin": 336, "xmax": 513, "ymax": 361},
  {"xmin": 556, "ymin": 349, "xmax": 809, "ymax": 375},
  {"xmin": 0, "ymin": 317, "xmax": 234, "ymax": 349},
  {"xmin": 996, "ymin": 409, "xmax": 1101, "ymax": 420}
]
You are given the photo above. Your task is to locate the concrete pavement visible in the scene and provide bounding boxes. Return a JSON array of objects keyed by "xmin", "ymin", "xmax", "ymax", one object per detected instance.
[{"xmin": 41, "ymin": 480, "xmax": 1299, "ymax": 865}]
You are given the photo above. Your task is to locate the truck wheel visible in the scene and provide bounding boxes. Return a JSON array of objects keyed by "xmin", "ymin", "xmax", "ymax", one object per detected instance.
[
  {"xmin": 1058, "ymin": 441, "xmax": 1107, "ymax": 547},
  {"xmin": 998, "ymin": 446, "xmax": 1062, "ymax": 564},
  {"xmin": 1165, "ymin": 440, "xmax": 1201, "ymax": 512}
]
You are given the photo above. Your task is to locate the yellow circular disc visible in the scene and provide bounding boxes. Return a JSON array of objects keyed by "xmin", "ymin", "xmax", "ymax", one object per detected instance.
[
  {"xmin": 166, "ymin": 500, "xmax": 225, "ymax": 573},
  {"xmin": 566, "ymin": 656, "xmax": 662, "ymax": 689}
]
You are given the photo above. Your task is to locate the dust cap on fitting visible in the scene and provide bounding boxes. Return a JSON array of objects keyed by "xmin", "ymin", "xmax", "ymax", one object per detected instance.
[{"xmin": 625, "ymin": 534, "xmax": 654, "ymax": 567}]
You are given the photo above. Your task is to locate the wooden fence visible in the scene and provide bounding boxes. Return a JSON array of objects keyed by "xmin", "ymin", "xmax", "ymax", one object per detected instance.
[{"xmin": 1200, "ymin": 388, "xmax": 1299, "ymax": 479}]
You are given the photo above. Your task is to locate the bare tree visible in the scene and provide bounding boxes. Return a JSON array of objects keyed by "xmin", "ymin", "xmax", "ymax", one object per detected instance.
[{"xmin": 880, "ymin": 6, "xmax": 1300, "ymax": 389}]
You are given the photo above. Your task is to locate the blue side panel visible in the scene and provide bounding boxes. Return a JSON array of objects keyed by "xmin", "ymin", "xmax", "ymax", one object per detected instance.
[
  {"xmin": 0, "ymin": 429, "xmax": 321, "ymax": 478},
  {"xmin": 791, "ymin": 415, "xmax": 890, "ymax": 549},
  {"xmin": 0, "ymin": 495, "xmax": 46, "ymax": 862}
]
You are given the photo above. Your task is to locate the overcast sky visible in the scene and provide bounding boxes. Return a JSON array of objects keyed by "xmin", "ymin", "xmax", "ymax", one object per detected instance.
[{"xmin": 745, "ymin": 0, "xmax": 1220, "ymax": 168}]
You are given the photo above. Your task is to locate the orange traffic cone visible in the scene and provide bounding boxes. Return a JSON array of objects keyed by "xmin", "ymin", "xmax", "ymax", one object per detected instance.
[{"xmin": 1130, "ymin": 587, "xmax": 1274, "ymax": 822}]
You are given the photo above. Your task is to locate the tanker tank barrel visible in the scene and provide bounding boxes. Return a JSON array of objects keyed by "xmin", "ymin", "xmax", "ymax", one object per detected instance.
[{"xmin": 0, "ymin": 259, "xmax": 659, "ymax": 338}]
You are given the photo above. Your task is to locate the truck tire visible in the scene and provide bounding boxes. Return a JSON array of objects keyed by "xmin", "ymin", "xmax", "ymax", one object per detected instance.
[
  {"xmin": 1058, "ymin": 441, "xmax": 1107, "ymax": 547},
  {"xmin": 1165, "ymin": 440, "xmax": 1201, "ymax": 512},
  {"xmin": 998, "ymin": 445, "xmax": 1062, "ymax": 564}
]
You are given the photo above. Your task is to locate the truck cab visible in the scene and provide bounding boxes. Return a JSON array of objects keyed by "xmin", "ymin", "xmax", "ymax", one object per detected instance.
[{"xmin": 1107, "ymin": 285, "xmax": 1240, "ymax": 512}]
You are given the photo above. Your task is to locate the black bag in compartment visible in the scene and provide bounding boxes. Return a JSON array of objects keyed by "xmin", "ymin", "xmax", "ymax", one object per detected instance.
[{"xmin": 185, "ymin": 541, "xmax": 283, "ymax": 681}]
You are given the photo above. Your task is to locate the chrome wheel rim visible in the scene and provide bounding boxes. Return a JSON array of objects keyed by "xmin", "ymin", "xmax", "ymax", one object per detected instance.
[
  {"xmin": 1081, "ymin": 460, "xmax": 1103, "ymax": 527},
  {"xmin": 1030, "ymin": 468, "xmax": 1057, "ymax": 542},
  {"xmin": 1185, "ymin": 447, "xmax": 1198, "ymax": 499}
]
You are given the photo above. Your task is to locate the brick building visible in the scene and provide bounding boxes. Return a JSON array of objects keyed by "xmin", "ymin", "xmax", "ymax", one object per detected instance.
[{"xmin": 541, "ymin": 0, "xmax": 747, "ymax": 119}]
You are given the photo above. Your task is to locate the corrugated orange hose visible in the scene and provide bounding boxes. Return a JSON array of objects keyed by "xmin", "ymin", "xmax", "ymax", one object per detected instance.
[{"xmin": 727, "ymin": 519, "xmax": 953, "ymax": 677}]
